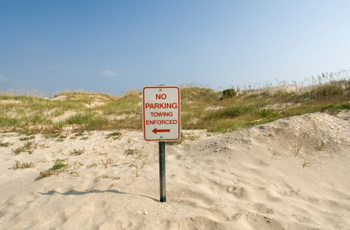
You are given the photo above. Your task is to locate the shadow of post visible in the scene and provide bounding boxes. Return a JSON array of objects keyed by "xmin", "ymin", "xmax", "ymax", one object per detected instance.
[{"xmin": 38, "ymin": 189, "xmax": 159, "ymax": 202}]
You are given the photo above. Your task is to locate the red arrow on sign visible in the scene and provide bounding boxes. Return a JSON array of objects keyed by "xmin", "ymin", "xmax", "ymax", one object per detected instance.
[{"xmin": 152, "ymin": 128, "xmax": 170, "ymax": 134}]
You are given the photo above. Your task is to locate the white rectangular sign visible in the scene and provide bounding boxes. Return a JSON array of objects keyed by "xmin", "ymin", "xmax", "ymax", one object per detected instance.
[{"xmin": 143, "ymin": 86, "xmax": 181, "ymax": 141}]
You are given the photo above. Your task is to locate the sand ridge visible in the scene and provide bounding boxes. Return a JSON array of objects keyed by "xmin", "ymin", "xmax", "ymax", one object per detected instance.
[{"xmin": 0, "ymin": 112, "xmax": 349, "ymax": 229}]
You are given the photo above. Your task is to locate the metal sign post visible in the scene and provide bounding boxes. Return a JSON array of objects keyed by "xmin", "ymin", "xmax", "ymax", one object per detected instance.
[
  {"xmin": 159, "ymin": 141, "xmax": 166, "ymax": 202},
  {"xmin": 142, "ymin": 85, "xmax": 180, "ymax": 202}
]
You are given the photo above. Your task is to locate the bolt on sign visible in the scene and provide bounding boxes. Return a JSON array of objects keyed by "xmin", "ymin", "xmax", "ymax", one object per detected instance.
[{"xmin": 143, "ymin": 86, "xmax": 181, "ymax": 141}]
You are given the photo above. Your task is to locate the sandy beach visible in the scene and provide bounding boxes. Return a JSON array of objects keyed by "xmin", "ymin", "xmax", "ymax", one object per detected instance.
[{"xmin": 0, "ymin": 112, "xmax": 349, "ymax": 229}]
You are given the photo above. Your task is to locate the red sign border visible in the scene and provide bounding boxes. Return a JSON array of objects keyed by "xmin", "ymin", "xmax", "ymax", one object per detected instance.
[{"xmin": 143, "ymin": 86, "xmax": 181, "ymax": 142}]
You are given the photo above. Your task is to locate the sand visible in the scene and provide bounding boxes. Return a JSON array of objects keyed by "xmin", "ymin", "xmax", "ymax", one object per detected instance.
[{"xmin": 0, "ymin": 112, "xmax": 349, "ymax": 230}]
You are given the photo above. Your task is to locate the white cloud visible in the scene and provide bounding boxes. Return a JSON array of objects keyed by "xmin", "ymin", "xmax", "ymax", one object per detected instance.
[
  {"xmin": 0, "ymin": 74, "xmax": 10, "ymax": 82},
  {"xmin": 101, "ymin": 70, "xmax": 118, "ymax": 77}
]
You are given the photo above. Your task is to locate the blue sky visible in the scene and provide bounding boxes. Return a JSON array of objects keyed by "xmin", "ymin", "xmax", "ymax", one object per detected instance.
[{"xmin": 1, "ymin": 1, "xmax": 350, "ymax": 96}]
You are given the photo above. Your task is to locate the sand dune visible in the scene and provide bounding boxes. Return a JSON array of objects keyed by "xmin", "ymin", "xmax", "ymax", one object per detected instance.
[{"xmin": 0, "ymin": 112, "xmax": 349, "ymax": 229}]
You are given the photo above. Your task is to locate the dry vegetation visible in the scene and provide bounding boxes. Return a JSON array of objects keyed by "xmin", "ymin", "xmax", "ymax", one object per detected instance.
[
  {"xmin": 0, "ymin": 70, "xmax": 349, "ymax": 134},
  {"xmin": 1, "ymin": 71, "xmax": 350, "ymax": 229}
]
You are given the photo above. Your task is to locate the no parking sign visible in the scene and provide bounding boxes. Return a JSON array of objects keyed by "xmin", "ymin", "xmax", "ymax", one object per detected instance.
[
  {"xmin": 142, "ymin": 85, "xmax": 181, "ymax": 202},
  {"xmin": 142, "ymin": 86, "xmax": 181, "ymax": 141}
]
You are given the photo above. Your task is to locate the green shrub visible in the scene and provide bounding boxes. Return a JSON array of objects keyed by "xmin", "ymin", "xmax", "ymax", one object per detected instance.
[
  {"xmin": 19, "ymin": 136, "xmax": 35, "ymax": 141},
  {"xmin": 323, "ymin": 103, "xmax": 350, "ymax": 113},
  {"xmin": 258, "ymin": 109, "xmax": 278, "ymax": 118},
  {"xmin": 52, "ymin": 159, "xmax": 68, "ymax": 170},
  {"xmin": 221, "ymin": 88, "xmax": 236, "ymax": 99},
  {"xmin": 66, "ymin": 113, "xmax": 92, "ymax": 125},
  {"xmin": 66, "ymin": 113, "xmax": 109, "ymax": 130},
  {"xmin": 106, "ymin": 131, "xmax": 122, "ymax": 139}
]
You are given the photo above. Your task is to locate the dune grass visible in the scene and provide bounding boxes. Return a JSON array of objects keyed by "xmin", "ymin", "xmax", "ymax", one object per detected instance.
[
  {"xmin": 0, "ymin": 70, "xmax": 349, "ymax": 134},
  {"xmin": 10, "ymin": 161, "xmax": 36, "ymax": 170},
  {"xmin": 180, "ymin": 76, "xmax": 350, "ymax": 132},
  {"xmin": 38, "ymin": 158, "xmax": 69, "ymax": 179}
]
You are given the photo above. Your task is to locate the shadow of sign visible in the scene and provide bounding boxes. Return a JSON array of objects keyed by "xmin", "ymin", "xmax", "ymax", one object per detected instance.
[{"xmin": 38, "ymin": 189, "xmax": 159, "ymax": 202}]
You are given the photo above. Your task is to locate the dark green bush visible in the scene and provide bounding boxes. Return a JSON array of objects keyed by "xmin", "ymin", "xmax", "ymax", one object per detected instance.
[{"xmin": 221, "ymin": 88, "xmax": 236, "ymax": 99}]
